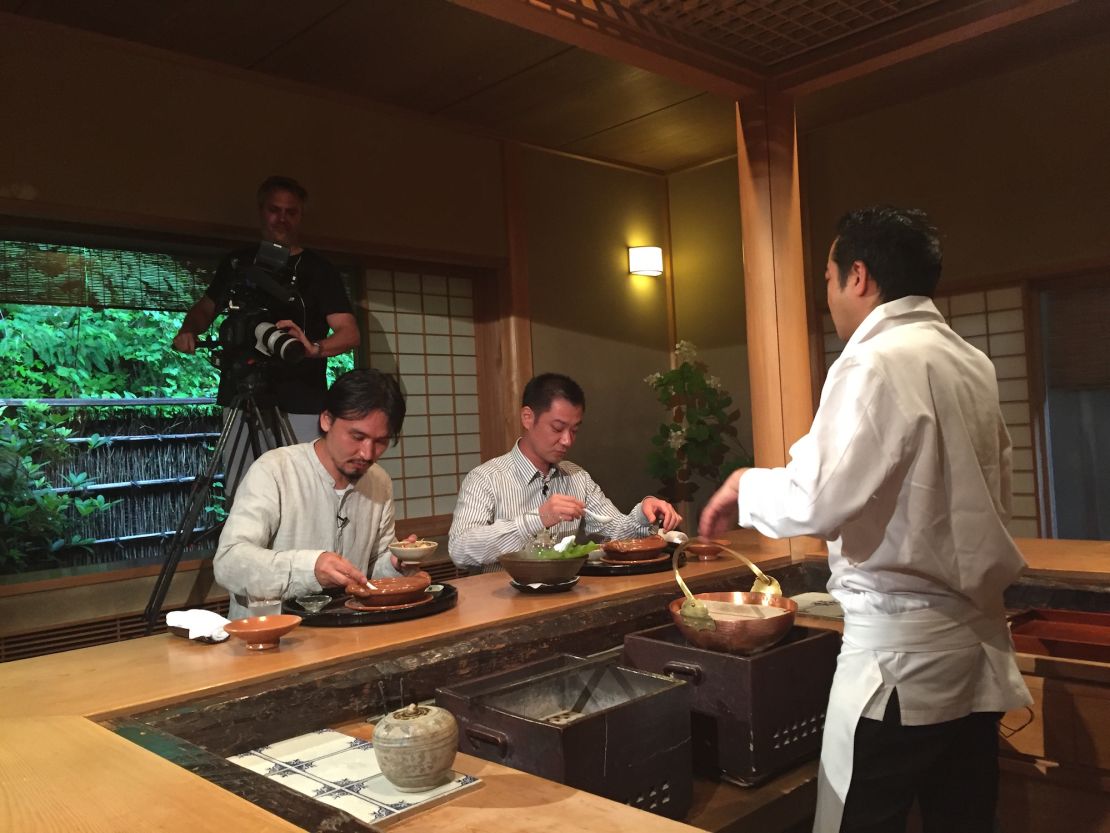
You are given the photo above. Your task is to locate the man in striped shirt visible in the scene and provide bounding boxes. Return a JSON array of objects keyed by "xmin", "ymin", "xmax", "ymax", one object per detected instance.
[{"xmin": 448, "ymin": 373, "xmax": 682, "ymax": 572}]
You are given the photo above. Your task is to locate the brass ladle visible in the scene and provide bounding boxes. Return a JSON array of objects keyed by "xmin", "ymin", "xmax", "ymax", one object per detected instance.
[
  {"xmin": 669, "ymin": 534, "xmax": 782, "ymax": 632},
  {"xmin": 667, "ymin": 534, "xmax": 715, "ymax": 632},
  {"xmin": 717, "ymin": 546, "xmax": 782, "ymax": 597}
]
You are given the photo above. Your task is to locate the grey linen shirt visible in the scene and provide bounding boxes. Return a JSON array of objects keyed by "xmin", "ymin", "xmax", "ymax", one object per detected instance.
[
  {"xmin": 448, "ymin": 441, "xmax": 654, "ymax": 571},
  {"xmin": 214, "ymin": 441, "xmax": 402, "ymax": 618}
]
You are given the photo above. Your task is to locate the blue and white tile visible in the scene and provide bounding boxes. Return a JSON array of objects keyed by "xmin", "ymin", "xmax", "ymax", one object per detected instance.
[
  {"xmin": 316, "ymin": 789, "xmax": 394, "ymax": 824},
  {"xmin": 260, "ymin": 767, "xmax": 336, "ymax": 799},
  {"xmin": 304, "ymin": 744, "xmax": 382, "ymax": 784},
  {"xmin": 228, "ymin": 729, "xmax": 480, "ymax": 823},
  {"xmin": 357, "ymin": 770, "xmax": 477, "ymax": 810},
  {"xmin": 254, "ymin": 728, "xmax": 352, "ymax": 762},
  {"xmin": 227, "ymin": 751, "xmax": 288, "ymax": 776}
]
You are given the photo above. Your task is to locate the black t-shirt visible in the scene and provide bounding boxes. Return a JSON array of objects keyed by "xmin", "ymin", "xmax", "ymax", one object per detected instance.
[{"xmin": 205, "ymin": 245, "xmax": 353, "ymax": 413}]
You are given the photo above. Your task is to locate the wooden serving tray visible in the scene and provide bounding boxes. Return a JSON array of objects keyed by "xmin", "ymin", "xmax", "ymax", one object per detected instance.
[
  {"xmin": 1009, "ymin": 608, "xmax": 1110, "ymax": 662},
  {"xmin": 284, "ymin": 583, "xmax": 458, "ymax": 627}
]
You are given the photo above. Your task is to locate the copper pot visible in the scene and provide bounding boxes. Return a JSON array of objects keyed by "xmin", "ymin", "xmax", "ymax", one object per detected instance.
[{"xmin": 669, "ymin": 592, "xmax": 797, "ymax": 654}]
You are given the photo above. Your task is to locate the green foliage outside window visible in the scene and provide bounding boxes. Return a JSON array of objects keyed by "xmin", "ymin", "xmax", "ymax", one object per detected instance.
[
  {"xmin": 0, "ymin": 403, "xmax": 119, "ymax": 567},
  {"xmin": 0, "ymin": 304, "xmax": 222, "ymax": 569},
  {"xmin": 0, "ymin": 304, "xmax": 218, "ymax": 402},
  {"xmin": 0, "ymin": 303, "xmax": 362, "ymax": 571}
]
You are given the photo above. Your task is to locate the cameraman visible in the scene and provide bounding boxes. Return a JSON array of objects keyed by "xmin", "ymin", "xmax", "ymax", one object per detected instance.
[{"xmin": 172, "ymin": 175, "xmax": 360, "ymax": 443}]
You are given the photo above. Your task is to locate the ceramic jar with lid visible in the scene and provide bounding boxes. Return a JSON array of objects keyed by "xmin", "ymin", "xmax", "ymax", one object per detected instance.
[{"xmin": 374, "ymin": 703, "xmax": 459, "ymax": 792}]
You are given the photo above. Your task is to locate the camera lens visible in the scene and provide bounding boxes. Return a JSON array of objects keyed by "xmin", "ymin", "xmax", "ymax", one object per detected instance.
[{"xmin": 254, "ymin": 322, "xmax": 306, "ymax": 363}]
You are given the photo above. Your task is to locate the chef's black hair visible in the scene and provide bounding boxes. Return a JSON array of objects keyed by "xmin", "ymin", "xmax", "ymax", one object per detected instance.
[{"xmin": 833, "ymin": 206, "xmax": 942, "ymax": 301}]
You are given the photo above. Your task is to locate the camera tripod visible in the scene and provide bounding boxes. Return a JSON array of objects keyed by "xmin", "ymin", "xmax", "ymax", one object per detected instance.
[{"xmin": 143, "ymin": 379, "xmax": 298, "ymax": 632}]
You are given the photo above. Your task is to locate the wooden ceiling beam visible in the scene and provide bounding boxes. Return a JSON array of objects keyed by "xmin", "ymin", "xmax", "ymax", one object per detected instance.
[
  {"xmin": 772, "ymin": 0, "xmax": 1078, "ymax": 95},
  {"xmin": 446, "ymin": 0, "xmax": 763, "ymax": 101}
]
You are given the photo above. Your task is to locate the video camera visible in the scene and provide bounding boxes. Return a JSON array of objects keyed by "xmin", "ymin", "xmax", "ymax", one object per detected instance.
[{"xmin": 216, "ymin": 241, "xmax": 306, "ymax": 365}]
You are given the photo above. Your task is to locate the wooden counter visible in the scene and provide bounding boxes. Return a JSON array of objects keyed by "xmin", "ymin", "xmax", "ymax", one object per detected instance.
[
  {"xmin": 1013, "ymin": 537, "xmax": 1110, "ymax": 583},
  {"xmin": 0, "ymin": 547, "xmax": 782, "ymax": 833},
  {"xmin": 0, "ymin": 555, "xmax": 778, "ymax": 721},
  {"xmin": 2, "ymin": 531, "xmax": 1106, "ymax": 833}
]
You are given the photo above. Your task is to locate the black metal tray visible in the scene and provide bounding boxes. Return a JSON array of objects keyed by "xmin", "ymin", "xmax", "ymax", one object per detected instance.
[
  {"xmin": 510, "ymin": 577, "xmax": 579, "ymax": 594},
  {"xmin": 284, "ymin": 582, "xmax": 458, "ymax": 626},
  {"xmin": 580, "ymin": 551, "xmax": 685, "ymax": 576}
]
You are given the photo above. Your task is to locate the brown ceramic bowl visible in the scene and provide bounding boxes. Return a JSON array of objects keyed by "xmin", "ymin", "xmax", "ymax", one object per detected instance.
[
  {"xmin": 498, "ymin": 552, "xmax": 588, "ymax": 585},
  {"xmin": 346, "ymin": 573, "xmax": 431, "ymax": 606},
  {"xmin": 685, "ymin": 537, "xmax": 729, "ymax": 561},
  {"xmin": 601, "ymin": 535, "xmax": 667, "ymax": 562},
  {"xmin": 669, "ymin": 592, "xmax": 796, "ymax": 654},
  {"xmin": 223, "ymin": 614, "xmax": 302, "ymax": 651}
]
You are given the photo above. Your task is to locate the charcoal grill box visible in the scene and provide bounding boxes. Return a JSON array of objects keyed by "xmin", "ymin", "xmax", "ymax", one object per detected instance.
[
  {"xmin": 435, "ymin": 653, "xmax": 692, "ymax": 819},
  {"xmin": 622, "ymin": 623, "xmax": 840, "ymax": 785}
]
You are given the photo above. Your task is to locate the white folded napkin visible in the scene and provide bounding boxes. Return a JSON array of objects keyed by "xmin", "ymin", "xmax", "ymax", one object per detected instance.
[{"xmin": 166, "ymin": 609, "xmax": 231, "ymax": 642}]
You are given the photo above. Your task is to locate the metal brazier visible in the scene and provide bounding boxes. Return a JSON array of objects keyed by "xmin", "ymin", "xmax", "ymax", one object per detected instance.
[
  {"xmin": 436, "ymin": 653, "xmax": 692, "ymax": 819},
  {"xmin": 623, "ymin": 624, "xmax": 839, "ymax": 785}
]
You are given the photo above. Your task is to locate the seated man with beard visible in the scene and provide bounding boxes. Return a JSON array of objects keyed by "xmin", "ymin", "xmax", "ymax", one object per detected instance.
[{"xmin": 214, "ymin": 369, "xmax": 414, "ymax": 619}]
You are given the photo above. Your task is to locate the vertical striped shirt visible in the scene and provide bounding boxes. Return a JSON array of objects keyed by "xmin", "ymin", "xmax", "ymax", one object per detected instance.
[{"xmin": 448, "ymin": 441, "xmax": 653, "ymax": 572}]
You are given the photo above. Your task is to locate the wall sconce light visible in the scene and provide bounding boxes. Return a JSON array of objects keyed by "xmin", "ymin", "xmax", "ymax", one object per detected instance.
[{"xmin": 628, "ymin": 246, "xmax": 663, "ymax": 277}]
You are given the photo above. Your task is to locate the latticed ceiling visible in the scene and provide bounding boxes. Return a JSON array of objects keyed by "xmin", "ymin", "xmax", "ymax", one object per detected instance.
[
  {"xmin": 5, "ymin": 0, "xmax": 1106, "ymax": 172},
  {"xmin": 626, "ymin": 0, "xmax": 942, "ymax": 68}
]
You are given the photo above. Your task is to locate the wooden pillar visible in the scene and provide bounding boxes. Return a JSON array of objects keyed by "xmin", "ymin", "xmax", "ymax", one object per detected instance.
[
  {"xmin": 736, "ymin": 91, "xmax": 817, "ymax": 556},
  {"xmin": 493, "ymin": 141, "xmax": 534, "ymax": 450}
]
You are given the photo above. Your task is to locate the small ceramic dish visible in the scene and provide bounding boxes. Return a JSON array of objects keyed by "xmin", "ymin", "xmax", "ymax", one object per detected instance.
[
  {"xmin": 685, "ymin": 537, "xmax": 730, "ymax": 561},
  {"xmin": 388, "ymin": 539, "xmax": 440, "ymax": 566},
  {"xmin": 295, "ymin": 594, "xmax": 332, "ymax": 614},
  {"xmin": 345, "ymin": 573, "xmax": 431, "ymax": 606},
  {"xmin": 223, "ymin": 614, "xmax": 302, "ymax": 650}
]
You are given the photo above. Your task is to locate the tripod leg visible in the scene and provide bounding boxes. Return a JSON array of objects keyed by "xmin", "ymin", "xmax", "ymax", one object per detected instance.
[
  {"xmin": 272, "ymin": 407, "xmax": 299, "ymax": 447},
  {"xmin": 144, "ymin": 402, "xmax": 245, "ymax": 632},
  {"xmin": 144, "ymin": 393, "xmax": 299, "ymax": 633},
  {"xmin": 224, "ymin": 405, "xmax": 259, "ymax": 505}
]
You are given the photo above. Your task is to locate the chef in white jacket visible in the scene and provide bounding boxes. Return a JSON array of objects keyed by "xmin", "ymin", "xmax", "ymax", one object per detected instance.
[{"xmin": 701, "ymin": 206, "xmax": 1031, "ymax": 833}]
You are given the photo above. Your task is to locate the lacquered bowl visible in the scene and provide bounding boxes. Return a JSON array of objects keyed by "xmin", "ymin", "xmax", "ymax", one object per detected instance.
[
  {"xmin": 346, "ymin": 573, "xmax": 431, "ymax": 606},
  {"xmin": 685, "ymin": 537, "xmax": 729, "ymax": 561},
  {"xmin": 388, "ymin": 539, "xmax": 440, "ymax": 566},
  {"xmin": 601, "ymin": 535, "xmax": 667, "ymax": 562},
  {"xmin": 668, "ymin": 592, "xmax": 796, "ymax": 654},
  {"xmin": 498, "ymin": 552, "xmax": 588, "ymax": 585},
  {"xmin": 223, "ymin": 614, "xmax": 302, "ymax": 650}
]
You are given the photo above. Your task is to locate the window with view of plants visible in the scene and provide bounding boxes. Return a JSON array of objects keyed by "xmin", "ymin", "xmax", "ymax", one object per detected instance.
[
  {"xmin": 0, "ymin": 238, "xmax": 362, "ymax": 579},
  {"xmin": 0, "ymin": 237, "xmax": 486, "ymax": 582}
]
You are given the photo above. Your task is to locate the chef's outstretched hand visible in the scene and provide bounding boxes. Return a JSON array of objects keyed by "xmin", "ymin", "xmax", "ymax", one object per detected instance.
[
  {"xmin": 699, "ymin": 468, "xmax": 748, "ymax": 538},
  {"xmin": 642, "ymin": 497, "xmax": 681, "ymax": 532}
]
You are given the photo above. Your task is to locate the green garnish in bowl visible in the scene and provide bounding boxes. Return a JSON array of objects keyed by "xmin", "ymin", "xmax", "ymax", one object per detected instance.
[{"xmin": 532, "ymin": 542, "xmax": 599, "ymax": 560}]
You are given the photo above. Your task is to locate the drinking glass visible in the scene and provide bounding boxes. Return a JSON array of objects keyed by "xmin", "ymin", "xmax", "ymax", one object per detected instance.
[{"xmin": 246, "ymin": 576, "xmax": 286, "ymax": 618}]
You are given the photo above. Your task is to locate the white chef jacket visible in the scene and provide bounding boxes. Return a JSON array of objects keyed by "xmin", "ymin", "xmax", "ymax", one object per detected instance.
[{"xmin": 737, "ymin": 296, "xmax": 1031, "ymax": 832}]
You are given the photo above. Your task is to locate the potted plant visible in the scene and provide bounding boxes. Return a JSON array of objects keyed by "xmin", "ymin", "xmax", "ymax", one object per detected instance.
[{"xmin": 644, "ymin": 341, "xmax": 752, "ymax": 525}]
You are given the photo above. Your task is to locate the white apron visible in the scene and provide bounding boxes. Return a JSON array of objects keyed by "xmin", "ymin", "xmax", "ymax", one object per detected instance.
[{"xmin": 812, "ymin": 606, "xmax": 1019, "ymax": 833}]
